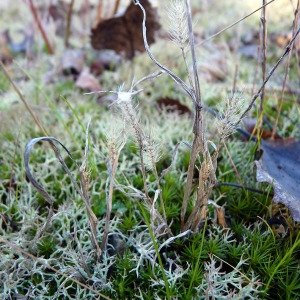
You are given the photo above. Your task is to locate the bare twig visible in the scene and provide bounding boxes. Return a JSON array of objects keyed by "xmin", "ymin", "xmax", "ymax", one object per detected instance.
[
  {"xmin": 65, "ymin": 0, "xmax": 75, "ymax": 48},
  {"xmin": 232, "ymin": 64, "xmax": 238, "ymax": 93},
  {"xmin": 28, "ymin": 0, "xmax": 54, "ymax": 55},
  {"xmin": 113, "ymin": 0, "xmax": 121, "ymax": 15},
  {"xmin": 259, "ymin": 0, "xmax": 267, "ymax": 122},
  {"xmin": 257, "ymin": 0, "xmax": 267, "ymax": 136},
  {"xmin": 213, "ymin": 182, "xmax": 274, "ymax": 196},
  {"xmin": 223, "ymin": 141, "xmax": 241, "ymax": 182},
  {"xmin": 239, "ymin": 27, "xmax": 300, "ymax": 122},
  {"xmin": 94, "ymin": 0, "xmax": 103, "ymax": 26},
  {"xmin": 199, "ymin": 0, "xmax": 275, "ymax": 45}
]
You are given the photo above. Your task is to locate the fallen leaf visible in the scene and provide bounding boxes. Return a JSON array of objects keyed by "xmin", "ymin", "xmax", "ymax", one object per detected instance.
[
  {"xmin": 255, "ymin": 139, "xmax": 300, "ymax": 221},
  {"xmin": 157, "ymin": 97, "xmax": 191, "ymax": 115},
  {"xmin": 75, "ymin": 68, "xmax": 101, "ymax": 92},
  {"xmin": 91, "ymin": 0, "xmax": 160, "ymax": 59}
]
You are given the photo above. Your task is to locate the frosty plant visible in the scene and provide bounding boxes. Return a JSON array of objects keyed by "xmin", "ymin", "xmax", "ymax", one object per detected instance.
[{"xmin": 130, "ymin": 0, "xmax": 248, "ymax": 233}]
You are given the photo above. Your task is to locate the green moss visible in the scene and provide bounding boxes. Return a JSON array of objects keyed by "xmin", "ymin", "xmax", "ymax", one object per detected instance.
[{"xmin": 37, "ymin": 236, "xmax": 58, "ymax": 258}]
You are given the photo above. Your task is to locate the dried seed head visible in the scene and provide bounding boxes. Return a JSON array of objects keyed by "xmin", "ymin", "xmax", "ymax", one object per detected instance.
[
  {"xmin": 216, "ymin": 92, "xmax": 247, "ymax": 140},
  {"xmin": 167, "ymin": 0, "xmax": 189, "ymax": 49}
]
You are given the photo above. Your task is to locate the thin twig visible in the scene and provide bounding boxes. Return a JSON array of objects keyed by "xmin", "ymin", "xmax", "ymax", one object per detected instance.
[
  {"xmin": 94, "ymin": 0, "xmax": 103, "ymax": 26},
  {"xmin": 28, "ymin": 0, "xmax": 54, "ymax": 55},
  {"xmin": 232, "ymin": 64, "xmax": 238, "ymax": 94},
  {"xmin": 239, "ymin": 27, "xmax": 300, "ymax": 122},
  {"xmin": 213, "ymin": 182, "xmax": 274, "ymax": 196},
  {"xmin": 222, "ymin": 141, "xmax": 241, "ymax": 182},
  {"xmin": 198, "ymin": 0, "xmax": 275, "ymax": 45},
  {"xmin": 65, "ymin": 0, "xmax": 75, "ymax": 48},
  {"xmin": 113, "ymin": 0, "xmax": 121, "ymax": 15},
  {"xmin": 259, "ymin": 0, "xmax": 267, "ymax": 121}
]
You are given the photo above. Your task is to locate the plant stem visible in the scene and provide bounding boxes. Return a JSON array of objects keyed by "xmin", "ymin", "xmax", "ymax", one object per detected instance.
[
  {"xmin": 239, "ymin": 27, "xmax": 300, "ymax": 122},
  {"xmin": 259, "ymin": 0, "xmax": 267, "ymax": 121},
  {"xmin": 65, "ymin": 0, "xmax": 75, "ymax": 48},
  {"xmin": 28, "ymin": 0, "xmax": 54, "ymax": 55}
]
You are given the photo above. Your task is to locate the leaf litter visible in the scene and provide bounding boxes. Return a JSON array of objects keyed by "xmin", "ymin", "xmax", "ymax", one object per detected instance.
[{"xmin": 255, "ymin": 138, "xmax": 300, "ymax": 221}]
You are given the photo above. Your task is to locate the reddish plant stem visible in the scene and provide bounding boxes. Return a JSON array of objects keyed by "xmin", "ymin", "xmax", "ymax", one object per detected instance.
[
  {"xmin": 94, "ymin": 0, "xmax": 103, "ymax": 26},
  {"xmin": 65, "ymin": 0, "xmax": 75, "ymax": 48},
  {"xmin": 28, "ymin": 0, "xmax": 54, "ymax": 55},
  {"xmin": 113, "ymin": 0, "xmax": 121, "ymax": 15}
]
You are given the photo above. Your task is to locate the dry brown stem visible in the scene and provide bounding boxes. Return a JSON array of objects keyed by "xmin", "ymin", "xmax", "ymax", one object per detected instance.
[
  {"xmin": 65, "ymin": 0, "xmax": 75, "ymax": 48},
  {"xmin": 259, "ymin": 0, "xmax": 267, "ymax": 122},
  {"xmin": 239, "ymin": 27, "xmax": 300, "ymax": 122},
  {"xmin": 28, "ymin": 0, "xmax": 54, "ymax": 55}
]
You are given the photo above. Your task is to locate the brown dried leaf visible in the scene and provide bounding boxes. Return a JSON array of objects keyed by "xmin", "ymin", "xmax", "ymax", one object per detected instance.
[
  {"xmin": 75, "ymin": 68, "xmax": 101, "ymax": 92},
  {"xmin": 255, "ymin": 139, "xmax": 300, "ymax": 221},
  {"xmin": 156, "ymin": 97, "xmax": 191, "ymax": 115},
  {"xmin": 91, "ymin": 0, "xmax": 160, "ymax": 59}
]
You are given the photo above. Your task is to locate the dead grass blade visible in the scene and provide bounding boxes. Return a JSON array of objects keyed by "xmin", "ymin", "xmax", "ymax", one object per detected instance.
[{"xmin": 24, "ymin": 136, "xmax": 102, "ymax": 259}]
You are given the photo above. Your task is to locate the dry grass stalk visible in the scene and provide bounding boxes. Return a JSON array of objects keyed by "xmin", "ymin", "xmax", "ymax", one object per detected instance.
[
  {"xmin": 65, "ymin": 0, "xmax": 75, "ymax": 48},
  {"xmin": 27, "ymin": 0, "xmax": 54, "ymax": 54},
  {"xmin": 100, "ymin": 122, "xmax": 126, "ymax": 250},
  {"xmin": 259, "ymin": 0, "xmax": 267, "ymax": 123}
]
